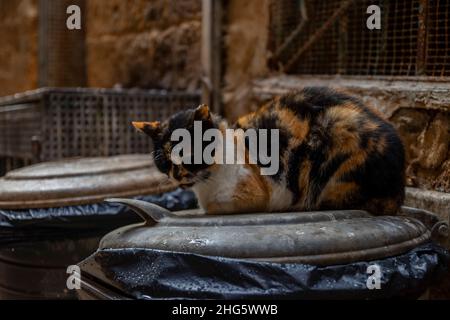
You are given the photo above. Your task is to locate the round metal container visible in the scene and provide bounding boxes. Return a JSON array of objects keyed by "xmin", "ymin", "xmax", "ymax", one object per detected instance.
[
  {"xmin": 0, "ymin": 154, "xmax": 177, "ymax": 209},
  {"xmin": 99, "ymin": 199, "xmax": 431, "ymax": 266},
  {"xmin": 0, "ymin": 155, "xmax": 178, "ymax": 299},
  {"xmin": 0, "ymin": 237, "xmax": 100, "ymax": 299}
]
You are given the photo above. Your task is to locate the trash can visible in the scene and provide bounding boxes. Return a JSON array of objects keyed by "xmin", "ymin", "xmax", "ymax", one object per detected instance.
[
  {"xmin": 77, "ymin": 199, "xmax": 449, "ymax": 300},
  {"xmin": 0, "ymin": 154, "xmax": 196, "ymax": 299}
]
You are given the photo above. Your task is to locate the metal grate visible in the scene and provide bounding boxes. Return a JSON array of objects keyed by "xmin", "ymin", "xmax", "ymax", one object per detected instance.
[
  {"xmin": 0, "ymin": 88, "xmax": 200, "ymax": 175},
  {"xmin": 426, "ymin": 0, "xmax": 450, "ymax": 77},
  {"xmin": 270, "ymin": 1, "xmax": 341, "ymax": 74},
  {"xmin": 270, "ymin": 0, "xmax": 450, "ymax": 78},
  {"xmin": 346, "ymin": 0, "xmax": 419, "ymax": 76}
]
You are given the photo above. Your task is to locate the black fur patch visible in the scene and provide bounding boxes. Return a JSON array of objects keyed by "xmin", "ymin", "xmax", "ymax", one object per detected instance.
[
  {"xmin": 253, "ymin": 113, "xmax": 290, "ymax": 180},
  {"xmin": 279, "ymin": 87, "xmax": 361, "ymax": 119},
  {"xmin": 152, "ymin": 143, "xmax": 171, "ymax": 175},
  {"xmin": 309, "ymin": 152, "xmax": 351, "ymax": 206},
  {"xmin": 342, "ymin": 132, "xmax": 405, "ymax": 201},
  {"xmin": 287, "ymin": 143, "xmax": 309, "ymax": 204}
]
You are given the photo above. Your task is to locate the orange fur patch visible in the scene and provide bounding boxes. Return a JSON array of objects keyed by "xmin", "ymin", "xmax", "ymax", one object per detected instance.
[
  {"xmin": 237, "ymin": 112, "xmax": 255, "ymax": 129},
  {"xmin": 132, "ymin": 121, "xmax": 160, "ymax": 131},
  {"xmin": 196, "ymin": 104, "xmax": 211, "ymax": 119},
  {"xmin": 333, "ymin": 152, "xmax": 368, "ymax": 180},
  {"xmin": 277, "ymin": 108, "xmax": 310, "ymax": 142},
  {"xmin": 297, "ymin": 160, "xmax": 312, "ymax": 208},
  {"xmin": 376, "ymin": 135, "xmax": 387, "ymax": 153},
  {"xmin": 233, "ymin": 161, "xmax": 271, "ymax": 213},
  {"xmin": 324, "ymin": 104, "xmax": 362, "ymax": 157},
  {"xmin": 319, "ymin": 181, "xmax": 358, "ymax": 206}
]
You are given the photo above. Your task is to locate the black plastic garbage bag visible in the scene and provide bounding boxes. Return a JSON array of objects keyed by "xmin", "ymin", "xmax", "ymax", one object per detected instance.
[
  {"xmin": 79, "ymin": 242, "xmax": 449, "ymax": 300},
  {"xmin": 0, "ymin": 189, "xmax": 197, "ymax": 246}
]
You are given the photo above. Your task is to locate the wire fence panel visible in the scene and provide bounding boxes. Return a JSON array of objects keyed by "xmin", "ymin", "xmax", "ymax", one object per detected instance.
[{"xmin": 270, "ymin": 0, "xmax": 450, "ymax": 79}]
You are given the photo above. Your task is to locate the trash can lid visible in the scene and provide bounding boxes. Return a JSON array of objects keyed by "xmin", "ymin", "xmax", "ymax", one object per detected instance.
[
  {"xmin": 98, "ymin": 199, "xmax": 431, "ymax": 266},
  {"xmin": 0, "ymin": 155, "xmax": 177, "ymax": 209}
]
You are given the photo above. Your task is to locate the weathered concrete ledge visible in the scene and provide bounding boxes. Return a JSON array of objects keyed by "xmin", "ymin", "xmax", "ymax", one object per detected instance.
[
  {"xmin": 405, "ymin": 187, "xmax": 450, "ymax": 224},
  {"xmin": 253, "ymin": 75, "xmax": 450, "ymax": 117}
]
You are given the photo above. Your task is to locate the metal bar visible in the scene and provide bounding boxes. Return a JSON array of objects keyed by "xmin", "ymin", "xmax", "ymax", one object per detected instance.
[
  {"xmin": 416, "ymin": 0, "xmax": 429, "ymax": 75},
  {"xmin": 201, "ymin": 0, "xmax": 223, "ymax": 115},
  {"xmin": 338, "ymin": 13, "xmax": 348, "ymax": 75}
]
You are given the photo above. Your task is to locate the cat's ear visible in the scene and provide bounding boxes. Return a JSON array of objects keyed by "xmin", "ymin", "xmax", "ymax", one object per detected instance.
[
  {"xmin": 194, "ymin": 104, "xmax": 211, "ymax": 121},
  {"xmin": 132, "ymin": 121, "xmax": 161, "ymax": 140}
]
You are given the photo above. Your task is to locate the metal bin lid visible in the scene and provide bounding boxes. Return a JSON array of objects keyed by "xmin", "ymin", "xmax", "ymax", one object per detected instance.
[
  {"xmin": 0, "ymin": 155, "xmax": 177, "ymax": 209},
  {"xmin": 97, "ymin": 199, "xmax": 431, "ymax": 266}
]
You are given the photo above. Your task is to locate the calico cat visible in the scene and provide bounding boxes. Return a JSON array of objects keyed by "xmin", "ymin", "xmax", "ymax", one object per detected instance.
[{"xmin": 133, "ymin": 87, "xmax": 405, "ymax": 215}]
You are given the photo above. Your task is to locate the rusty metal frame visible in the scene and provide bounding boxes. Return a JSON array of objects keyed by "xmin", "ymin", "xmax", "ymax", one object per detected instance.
[
  {"xmin": 416, "ymin": 0, "xmax": 429, "ymax": 75},
  {"xmin": 201, "ymin": 0, "xmax": 224, "ymax": 115}
]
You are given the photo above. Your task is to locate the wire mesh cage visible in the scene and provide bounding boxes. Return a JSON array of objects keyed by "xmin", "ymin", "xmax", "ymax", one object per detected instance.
[
  {"xmin": 0, "ymin": 88, "xmax": 200, "ymax": 175},
  {"xmin": 270, "ymin": 0, "xmax": 450, "ymax": 79},
  {"xmin": 426, "ymin": 0, "xmax": 450, "ymax": 77}
]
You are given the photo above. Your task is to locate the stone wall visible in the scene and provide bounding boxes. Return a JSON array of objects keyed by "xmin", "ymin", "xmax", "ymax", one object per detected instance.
[
  {"xmin": 86, "ymin": 0, "xmax": 202, "ymax": 91},
  {"xmin": 391, "ymin": 109, "xmax": 449, "ymax": 193},
  {"xmin": 0, "ymin": 0, "xmax": 201, "ymax": 97},
  {"xmin": 223, "ymin": 0, "xmax": 270, "ymax": 121},
  {"xmin": 0, "ymin": 0, "xmax": 38, "ymax": 97}
]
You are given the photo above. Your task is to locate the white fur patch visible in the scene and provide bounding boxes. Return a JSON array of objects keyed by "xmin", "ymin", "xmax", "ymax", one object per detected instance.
[
  {"xmin": 192, "ymin": 164, "xmax": 251, "ymax": 211},
  {"xmin": 268, "ymin": 178, "xmax": 293, "ymax": 211}
]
